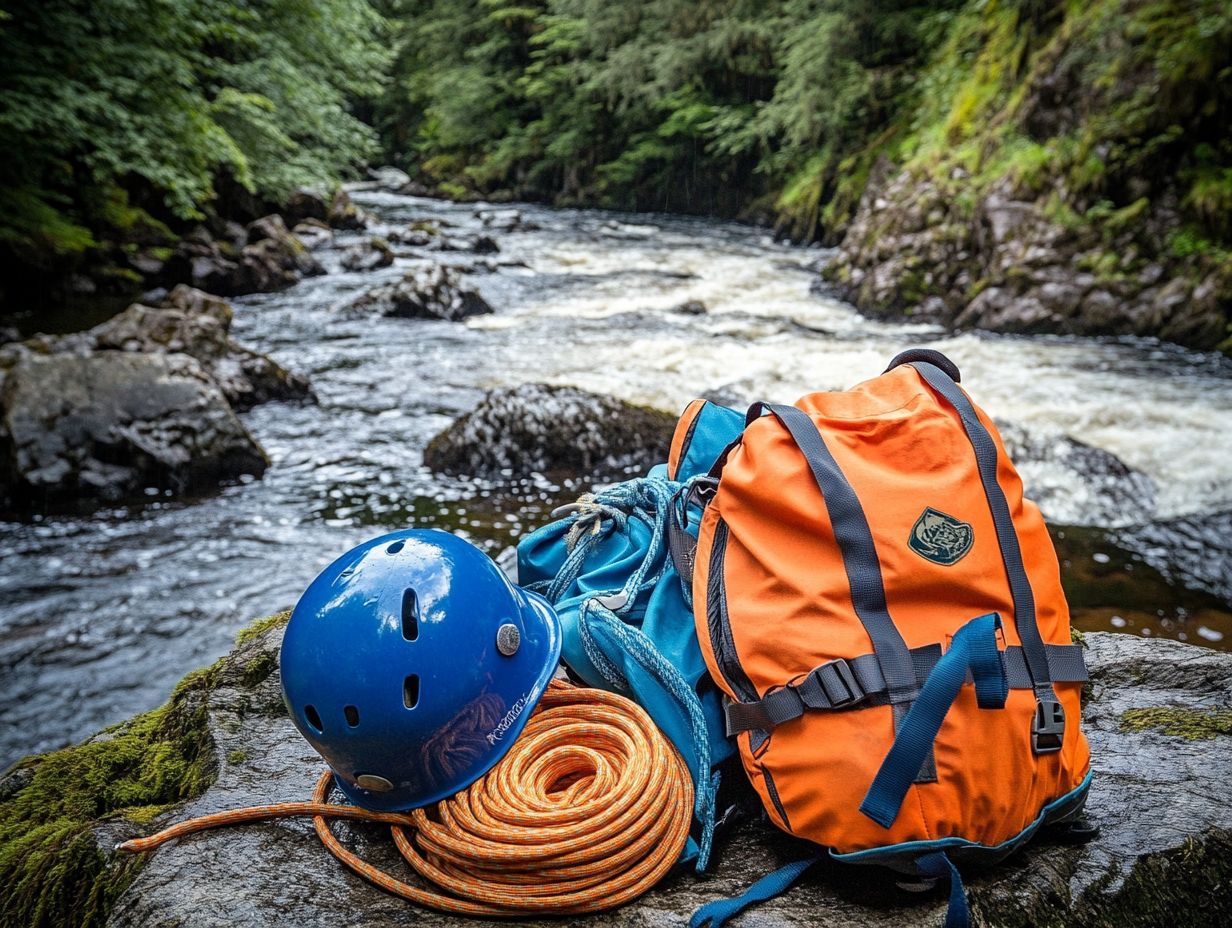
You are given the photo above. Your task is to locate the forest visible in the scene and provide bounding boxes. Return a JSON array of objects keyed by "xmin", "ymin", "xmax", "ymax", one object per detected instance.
[
  {"xmin": 3, "ymin": 5, "xmax": 1232, "ymax": 928},
  {"xmin": 1, "ymin": 0, "xmax": 1230, "ymax": 346}
]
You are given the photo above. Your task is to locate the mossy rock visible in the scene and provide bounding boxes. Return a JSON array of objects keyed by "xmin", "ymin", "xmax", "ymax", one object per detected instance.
[
  {"xmin": 0, "ymin": 612, "xmax": 289, "ymax": 928},
  {"xmin": 1120, "ymin": 707, "xmax": 1232, "ymax": 741}
]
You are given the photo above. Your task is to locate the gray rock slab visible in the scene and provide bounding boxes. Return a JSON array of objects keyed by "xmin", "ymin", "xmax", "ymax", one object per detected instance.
[
  {"xmin": 1, "ymin": 351, "xmax": 267, "ymax": 506},
  {"xmin": 106, "ymin": 625, "xmax": 1231, "ymax": 927}
]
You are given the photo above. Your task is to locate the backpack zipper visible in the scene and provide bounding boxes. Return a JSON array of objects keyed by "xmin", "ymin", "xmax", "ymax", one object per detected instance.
[
  {"xmin": 760, "ymin": 762, "xmax": 792, "ymax": 831},
  {"xmin": 705, "ymin": 517, "xmax": 758, "ymax": 703}
]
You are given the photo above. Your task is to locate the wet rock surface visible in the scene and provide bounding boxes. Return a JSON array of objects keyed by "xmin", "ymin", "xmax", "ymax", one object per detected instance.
[
  {"xmin": 433, "ymin": 233, "xmax": 500, "ymax": 254},
  {"xmin": 340, "ymin": 236, "xmax": 395, "ymax": 272},
  {"xmin": 0, "ymin": 351, "xmax": 266, "ymax": 508},
  {"xmin": 1, "ymin": 620, "xmax": 1220, "ymax": 928},
  {"xmin": 476, "ymin": 207, "xmax": 537, "ymax": 233},
  {"xmin": 1113, "ymin": 508, "xmax": 1232, "ymax": 606},
  {"xmin": 996, "ymin": 421, "xmax": 1157, "ymax": 528},
  {"xmin": 327, "ymin": 189, "xmax": 369, "ymax": 231},
  {"xmin": 292, "ymin": 219, "xmax": 334, "ymax": 250},
  {"xmin": 0, "ymin": 286, "xmax": 309, "ymax": 508},
  {"xmin": 284, "ymin": 188, "xmax": 332, "ymax": 227},
  {"xmin": 369, "ymin": 165, "xmax": 412, "ymax": 191},
  {"xmin": 159, "ymin": 214, "xmax": 325, "ymax": 296},
  {"xmin": 423, "ymin": 383, "xmax": 676, "ymax": 481},
  {"xmin": 347, "ymin": 265, "xmax": 493, "ymax": 320},
  {"xmin": 92, "ymin": 286, "xmax": 314, "ymax": 411}
]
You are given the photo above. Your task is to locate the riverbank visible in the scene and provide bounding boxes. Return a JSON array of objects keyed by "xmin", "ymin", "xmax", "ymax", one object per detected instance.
[
  {"xmin": 3, "ymin": 612, "xmax": 1229, "ymax": 928},
  {"xmin": 2, "ymin": 190, "xmax": 1230, "ymax": 770}
]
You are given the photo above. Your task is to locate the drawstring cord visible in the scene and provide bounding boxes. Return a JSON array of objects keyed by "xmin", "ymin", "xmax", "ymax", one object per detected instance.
[{"xmin": 119, "ymin": 682, "xmax": 692, "ymax": 916}]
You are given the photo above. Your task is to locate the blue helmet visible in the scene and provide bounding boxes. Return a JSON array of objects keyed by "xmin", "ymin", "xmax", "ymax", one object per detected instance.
[{"xmin": 280, "ymin": 529, "xmax": 562, "ymax": 811}]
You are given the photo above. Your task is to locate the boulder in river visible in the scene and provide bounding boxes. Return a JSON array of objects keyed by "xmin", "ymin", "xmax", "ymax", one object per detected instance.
[
  {"xmin": 327, "ymin": 189, "xmax": 368, "ymax": 231},
  {"xmin": 386, "ymin": 224, "xmax": 436, "ymax": 248},
  {"xmin": 0, "ymin": 351, "xmax": 267, "ymax": 509},
  {"xmin": 476, "ymin": 207, "xmax": 537, "ymax": 232},
  {"xmin": 368, "ymin": 165, "xmax": 412, "ymax": 190},
  {"xmin": 340, "ymin": 237, "xmax": 395, "ymax": 272},
  {"xmin": 287, "ymin": 188, "xmax": 371, "ymax": 233},
  {"xmin": 291, "ymin": 219, "xmax": 333, "ymax": 251},
  {"xmin": 423, "ymin": 383, "xmax": 676, "ymax": 481},
  {"xmin": 163, "ymin": 216, "xmax": 323, "ymax": 296},
  {"xmin": 433, "ymin": 233, "xmax": 500, "ymax": 254},
  {"xmin": 284, "ymin": 188, "xmax": 330, "ymax": 226},
  {"xmin": 347, "ymin": 266, "xmax": 493, "ymax": 321},
  {"xmin": 0, "ymin": 286, "xmax": 311, "ymax": 508},
  {"xmin": 672, "ymin": 299, "xmax": 708, "ymax": 315},
  {"xmin": 1113, "ymin": 508, "xmax": 1232, "ymax": 606},
  {"xmin": 243, "ymin": 214, "xmax": 325, "ymax": 283},
  {"xmin": 996, "ymin": 421, "xmax": 1158, "ymax": 527},
  {"xmin": 0, "ymin": 616, "xmax": 1227, "ymax": 928},
  {"xmin": 88, "ymin": 285, "xmax": 314, "ymax": 411}
]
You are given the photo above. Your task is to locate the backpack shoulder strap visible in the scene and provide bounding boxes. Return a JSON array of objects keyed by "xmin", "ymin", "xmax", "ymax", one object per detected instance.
[{"xmin": 752, "ymin": 402, "xmax": 919, "ymax": 705}]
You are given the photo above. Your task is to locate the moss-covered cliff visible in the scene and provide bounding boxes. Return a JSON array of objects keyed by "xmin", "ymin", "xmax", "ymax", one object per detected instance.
[
  {"xmin": 824, "ymin": 0, "xmax": 1232, "ymax": 352},
  {"xmin": 377, "ymin": 0, "xmax": 1230, "ymax": 351}
]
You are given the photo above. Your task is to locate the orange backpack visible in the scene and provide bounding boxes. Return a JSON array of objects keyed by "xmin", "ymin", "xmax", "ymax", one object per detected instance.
[{"xmin": 683, "ymin": 349, "xmax": 1092, "ymax": 927}]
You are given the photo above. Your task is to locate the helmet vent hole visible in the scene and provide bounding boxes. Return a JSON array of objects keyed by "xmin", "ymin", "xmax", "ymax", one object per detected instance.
[
  {"xmin": 344, "ymin": 705, "xmax": 360, "ymax": 727},
  {"xmin": 401, "ymin": 588, "xmax": 419, "ymax": 641},
  {"xmin": 403, "ymin": 674, "xmax": 420, "ymax": 710},
  {"xmin": 304, "ymin": 705, "xmax": 323, "ymax": 733},
  {"xmin": 387, "ymin": 540, "xmax": 405, "ymax": 555}
]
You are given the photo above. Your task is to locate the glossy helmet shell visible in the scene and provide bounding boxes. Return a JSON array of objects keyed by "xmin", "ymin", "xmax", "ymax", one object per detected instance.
[{"xmin": 280, "ymin": 529, "xmax": 561, "ymax": 811}]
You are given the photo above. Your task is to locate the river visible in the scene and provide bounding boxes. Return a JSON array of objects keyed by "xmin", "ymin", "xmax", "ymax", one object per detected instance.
[{"xmin": 2, "ymin": 191, "xmax": 1230, "ymax": 768}]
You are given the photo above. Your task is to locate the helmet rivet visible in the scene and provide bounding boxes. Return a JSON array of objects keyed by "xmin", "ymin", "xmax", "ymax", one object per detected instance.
[
  {"xmin": 356, "ymin": 774, "xmax": 394, "ymax": 792},
  {"xmin": 496, "ymin": 623, "xmax": 521, "ymax": 656}
]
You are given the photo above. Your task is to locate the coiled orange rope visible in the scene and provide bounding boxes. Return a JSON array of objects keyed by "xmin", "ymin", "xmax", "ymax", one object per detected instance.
[{"xmin": 119, "ymin": 680, "xmax": 693, "ymax": 916}]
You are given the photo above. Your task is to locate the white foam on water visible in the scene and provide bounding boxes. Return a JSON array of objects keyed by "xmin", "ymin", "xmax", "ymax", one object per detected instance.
[{"xmin": 485, "ymin": 221, "xmax": 1232, "ymax": 523}]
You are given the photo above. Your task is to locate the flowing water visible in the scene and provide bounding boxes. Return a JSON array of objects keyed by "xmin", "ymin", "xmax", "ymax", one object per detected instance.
[{"xmin": 2, "ymin": 192, "xmax": 1231, "ymax": 768}]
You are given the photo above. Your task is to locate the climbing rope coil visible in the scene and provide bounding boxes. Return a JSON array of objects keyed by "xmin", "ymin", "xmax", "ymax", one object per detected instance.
[{"xmin": 119, "ymin": 681, "xmax": 693, "ymax": 916}]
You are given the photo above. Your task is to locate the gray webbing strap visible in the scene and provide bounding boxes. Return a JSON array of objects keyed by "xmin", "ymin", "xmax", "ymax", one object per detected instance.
[
  {"xmin": 724, "ymin": 643, "xmax": 1088, "ymax": 735},
  {"xmin": 760, "ymin": 403, "xmax": 918, "ymax": 703},
  {"xmin": 907, "ymin": 360, "xmax": 1068, "ymax": 753},
  {"xmin": 906, "ymin": 363, "xmax": 1055, "ymax": 692}
]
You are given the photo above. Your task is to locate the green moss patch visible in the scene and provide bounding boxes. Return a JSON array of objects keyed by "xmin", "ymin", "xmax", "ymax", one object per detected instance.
[
  {"xmin": 0, "ymin": 612, "xmax": 289, "ymax": 928},
  {"xmin": 234, "ymin": 610, "xmax": 290, "ymax": 648},
  {"xmin": 0, "ymin": 670, "xmax": 217, "ymax": 928},
  {"xmin": 1120, "ymin": 706, "xmax": 1232, "ymax": 740}
]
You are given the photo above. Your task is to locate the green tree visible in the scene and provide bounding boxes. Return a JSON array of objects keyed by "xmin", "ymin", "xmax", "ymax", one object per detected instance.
[{"xmin": 0, "ymin": 0, "xmax": 387, "ymax": 279}]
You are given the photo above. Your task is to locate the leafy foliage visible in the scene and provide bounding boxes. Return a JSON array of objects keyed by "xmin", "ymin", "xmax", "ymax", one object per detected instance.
[
  {"xmin": 0, "ymin": 0, "xmax": 388, "ymax": 270},
  {"xmin": 375, "ymin": 0, "xmax": 1232, "ymax": 254},
  {"xmin": 375, "ymin": 0, "xmax": 963, "ymax": 233},
  {"xmin": 1, "ymin": 0, "xmax": 1228, "ymax": 292}
]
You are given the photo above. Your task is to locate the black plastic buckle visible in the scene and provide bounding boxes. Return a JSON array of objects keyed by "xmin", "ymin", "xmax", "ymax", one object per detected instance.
[
  {"xmin": 1032, "ymin": 694, "xmax": 1066, "ymax": 754},
  {"xmin": 811, "ymin": 658, "xmax": 863, "ymax": 708},
  {"xmin": 686, "ymin": 476, "xmax": 719, "ymax": 508}
]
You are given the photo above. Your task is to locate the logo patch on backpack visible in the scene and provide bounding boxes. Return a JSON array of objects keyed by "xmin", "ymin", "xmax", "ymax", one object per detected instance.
[{"xmin": 909, "ymin": 508, "xmax": 973, "ymax": 565}]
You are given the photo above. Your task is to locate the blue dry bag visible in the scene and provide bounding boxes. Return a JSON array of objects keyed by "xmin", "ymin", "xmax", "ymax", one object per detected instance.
[{"xmin": 517, "ymin": 399, "xmax": 744, "ymax": 869}]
